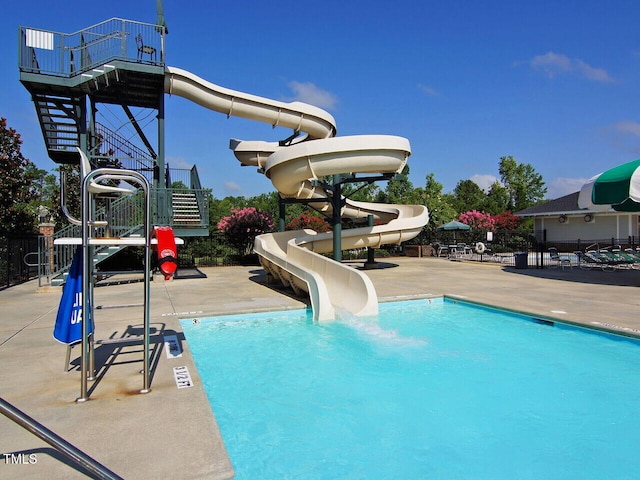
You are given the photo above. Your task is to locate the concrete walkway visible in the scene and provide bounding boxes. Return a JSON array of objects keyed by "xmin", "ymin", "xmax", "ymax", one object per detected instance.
[{"xmin": 0, "ymin": 257, "xmax": 638, "ymax": 479}]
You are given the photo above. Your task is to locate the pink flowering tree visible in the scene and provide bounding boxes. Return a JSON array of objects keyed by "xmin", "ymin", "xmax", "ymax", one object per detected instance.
[
  {"xmin": 217, "ymin": 207, "xmax": 274, "ymax": 255},
  {"xmin": 458, "ymin": 210, "xmax": 496, "ymax": 231},
  {"xmin": 286, "ymin": 213, "xmax": 331, "ymax": 232},
  {"xmin": 493, "ymin": 211, "xmax": 521, "ymax": 231}
]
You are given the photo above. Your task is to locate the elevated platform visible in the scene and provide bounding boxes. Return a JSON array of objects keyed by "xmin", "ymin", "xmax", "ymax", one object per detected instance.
[
  {"xmin": 20, "ymin": 60, "xmax": 165, "ymax": 110},
  {"xmin": 20, "ymin": 61, "xmax": 164, "ymax": 164},
  {"xmin": 18, "ymin": 18, "xmax": 166, "ymax": 164}
]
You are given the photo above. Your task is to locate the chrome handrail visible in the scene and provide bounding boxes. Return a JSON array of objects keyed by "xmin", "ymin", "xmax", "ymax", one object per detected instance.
[{"xmin": 0, "ymin": 397, "xmax": 123, "ymax": 479}]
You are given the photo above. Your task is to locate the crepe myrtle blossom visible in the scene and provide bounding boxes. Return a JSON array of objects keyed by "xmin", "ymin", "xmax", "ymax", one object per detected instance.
[
  {"xmin": 286, "ymin": 213, "xmax": 331, "ymax": 232},
  {"xmin": 217, "ymin": 207, "xmax": 274, "ymax": 255},
  {"xmin": 458, "ymin": 210, "xmax": 496, "ymax": 230}
]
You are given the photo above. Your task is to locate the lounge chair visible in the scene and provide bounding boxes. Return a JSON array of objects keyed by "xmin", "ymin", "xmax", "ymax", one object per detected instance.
[
  {"xmin": 575, "ymin": 251, "xmax": 615, "ymax": 271},
  {"xmin": 624, "ymin": 248, "xmax": 640, "ymax": 264},
  {"xmin": 603, "ymin": 248, "xmax": 640, "ymax": 269},
  {"xmin": 548, "ymin": 247, "xmax": 572, "ymax": 270}
]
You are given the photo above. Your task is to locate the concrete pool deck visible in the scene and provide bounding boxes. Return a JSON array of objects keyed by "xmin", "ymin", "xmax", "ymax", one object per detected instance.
[{"xmin": 1, "ymin": 256, "xmax": 639, "ymax": 479}]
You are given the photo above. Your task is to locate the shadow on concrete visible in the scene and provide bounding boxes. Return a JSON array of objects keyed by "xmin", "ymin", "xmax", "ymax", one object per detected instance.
[
  {"xmin": 503, "ymin": 265, "xmax": 640, "ymax": 287},
  {"xmin": 1, "ymin": 447, "xmax": 120, "ymax": 478},
  {"xmin": 66, "ymin": 323, "xmax": 180, "ymax": 397},
  {"xmin": 247, "ymin": 269, "xmax": 311, "ymax": 307}
]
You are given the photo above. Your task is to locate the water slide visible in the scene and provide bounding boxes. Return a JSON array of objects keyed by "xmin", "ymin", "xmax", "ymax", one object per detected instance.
[{"xmin": 164, "ymin": 67, "xmax": 429, "ymax": 321}]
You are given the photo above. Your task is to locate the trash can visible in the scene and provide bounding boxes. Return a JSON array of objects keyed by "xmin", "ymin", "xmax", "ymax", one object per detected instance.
[{"xmin": 514, "ymin": 252, "xmax": 528, "ymax": 269}]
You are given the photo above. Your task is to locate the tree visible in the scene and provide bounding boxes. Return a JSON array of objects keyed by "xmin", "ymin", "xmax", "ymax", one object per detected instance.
[
  {"xmin": 217, "ymin": 207, "xmax": 274, "ymax": 255},
  {"xmin": 482, "ymin": 181, "xmax": 510, "ymax": 215},
  {"xmin": 286, "ymin": 212, "xmax": 331, "ymax": 232},
  {"xmin": 452, "ymin": 179, "xmax": 485, "ymax": 212},
  {"xmin": 375, "ymin": 165, "xmax": 414, "ymax": 204},
  {"xmin": 171, "ymin": 180, "xmax": 189, "ymax": 189},
  {"xmin": 458, "ymin": 210, "xmax": 496, "ymax": 230},
  {"xmin": 0, "ymin": 117, "xmax": 40, "ymax": 233},
  {"xmin": 341, "ymin": 179, "xmax": 379, "ymax": 203},
  {"xmin": 209, "ymin": 195, "xmax": 248, "ymax": 231},
  {"xmin": 498, "ymin": 156, "xmax": 547, "ymax": 212},
  {"xmin": 249, "ymin": 191, "xmax": 280, "ymax": 220},
  {"xmin": 414, "ymin": 173, "xmax": 457, "ymax": 237},
  {"xmin": 493, "ymin": 211, "xmax": 521, "ymax": 231}
]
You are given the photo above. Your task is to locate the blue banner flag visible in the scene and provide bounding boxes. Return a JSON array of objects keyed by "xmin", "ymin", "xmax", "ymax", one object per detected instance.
[{"xmin": 53, "ymin": 247, "xmax": 94, "ymax": 344}]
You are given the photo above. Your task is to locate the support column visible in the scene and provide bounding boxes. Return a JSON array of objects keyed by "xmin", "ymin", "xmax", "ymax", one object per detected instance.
[
  {"xmin": 364, "ymin": 214, "xmax": 378, "ymax": 269},
  {"xmin": 156, "ymin": 93, "xmax": 168, "ymax": 225},
  {"xmin": 278, "ymin": 196, "xmax": 286, "ymax": 232},
  {"xmin": 332, "ymin": 174, "xmax": 342, "ymax": 262}
]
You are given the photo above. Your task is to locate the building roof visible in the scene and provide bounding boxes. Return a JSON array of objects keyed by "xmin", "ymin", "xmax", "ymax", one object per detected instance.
[{"xmin": 515, "ymin": 192, "xmax": 586, "ymax": 217}]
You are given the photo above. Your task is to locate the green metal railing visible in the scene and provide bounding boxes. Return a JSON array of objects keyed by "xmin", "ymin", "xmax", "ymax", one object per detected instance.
[
  {"xmin": 43, "ymin": 186, "xmax": 209, "ymax": 285},
  {"xmin": 18, "ymin": 18, "xmax": 165, "ymax": 76}
]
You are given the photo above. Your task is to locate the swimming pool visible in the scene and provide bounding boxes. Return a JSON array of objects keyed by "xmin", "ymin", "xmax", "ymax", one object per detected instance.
[{"xmin": 180, "ymin": 298, "xmax": 640, "ymax": 479}]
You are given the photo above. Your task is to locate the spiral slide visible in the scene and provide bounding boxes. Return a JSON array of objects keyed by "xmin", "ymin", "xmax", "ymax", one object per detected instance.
[{"xmin": 164, "ymin": 67, "xmax": 429, "ymax": 321}]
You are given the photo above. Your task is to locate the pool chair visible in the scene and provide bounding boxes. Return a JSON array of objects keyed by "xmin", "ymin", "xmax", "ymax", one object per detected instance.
[
  {"xmin": 591, "ymin": 249, "xmax": 627, "ymax": 270},
  {"xmin": 624, "ymin": 248, "xmax": 640, "ymax": 267},
  {"xmin": 548, "ymin": 247, "xmax": 572, "ymax": 270},
  {"xmin": 576, "ymin": 250, "xmax": 620, "ymax": 272},
  {"xmin": 602, "ymin": 248, "xmax": 640, "ymax": 270}
]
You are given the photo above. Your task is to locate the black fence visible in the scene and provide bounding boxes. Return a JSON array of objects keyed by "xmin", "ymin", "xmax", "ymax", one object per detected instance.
[
  {"xmin": 543, "ymin": 237, "xmax": 640, "ymax": 254},
  {"xmin": 178, "ymin": 232, "xmax": 246, "ymax": 267},
  {"xmin": 0, "ymin": 233, "xmax": 39, "ymax": 290},
  {"xmin": 8, "ymin": 229, "xmax": 620, "ymax": 291},
  {"xmin": 178, "ymin": 229, "xmax": 540, "ymax": 269}
]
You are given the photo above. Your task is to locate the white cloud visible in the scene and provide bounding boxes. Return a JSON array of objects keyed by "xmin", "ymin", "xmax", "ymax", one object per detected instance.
[
  {"xmin": 470, "ymin": 174, "xmax": 498, "ymax": 192},
  {"xmin": 223, "ymin": 181, "xmax": 242, "ymax": 195},
  {"xmin": 604, "ymin": 120, "xmax": 640, "ymax": 155},
  {"xmin": 614, "ymin": 120, "xmax": 640, "ymax": 137},
  {"xmin": 530, "ymin": 51, "xmax": 614, "ymax": 82},
  {"xmin": 288, "ymin": 81, "xmax": 338, "ymax": 110},
  {"xmin": 574, "ymin": 59, "xmax": 613, "ymax": 82},
  {"xmin": 547, "ymin": 177, "xmax": 589, "ymax": 199},
  {"xmin": 166, "ymin": 155, "xmax": 192, "ymax": 169},
  {"xmin": 417, "ymin": 83, "xmax": 440, "ymax": 97},
  {"xmin": 531, "ymin": 52, "xmax": 572, "ymax": 76},
  {"xmin": 471, "ymin": 173, "xmax": 587, "ymax": 199}
]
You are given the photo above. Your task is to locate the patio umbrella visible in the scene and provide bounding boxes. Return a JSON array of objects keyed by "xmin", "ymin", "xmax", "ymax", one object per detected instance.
[
  {"xmin": 578, "ymin": 158, "xmax": 640, "ymax": 212},
  {"xmin": 436, "ymin": 220, "xmax": 471, "ymax": 242}
]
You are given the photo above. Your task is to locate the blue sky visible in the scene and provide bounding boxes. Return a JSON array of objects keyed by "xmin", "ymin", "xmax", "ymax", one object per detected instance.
[{"xmin": 3, "ymin": 0, "xmax": 640, "ymax": 200}]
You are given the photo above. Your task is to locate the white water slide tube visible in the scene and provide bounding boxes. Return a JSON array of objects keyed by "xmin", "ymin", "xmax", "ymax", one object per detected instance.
[{"xmin": 164, "ymin": 67, "xmax": 429, "ymax": 321}]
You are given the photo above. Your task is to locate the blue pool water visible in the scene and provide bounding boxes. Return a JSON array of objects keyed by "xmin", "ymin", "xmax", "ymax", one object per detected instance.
[{"xmin": 180, "ymin": 299, "xmax": 640, "ymax": 479}]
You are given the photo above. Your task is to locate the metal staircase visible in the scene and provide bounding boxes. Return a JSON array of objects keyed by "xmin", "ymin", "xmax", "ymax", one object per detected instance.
[
  {"xmin": 19, "ymin": 18, "xmax": 211, "ymax": 285},
  {"xmin": 172, "ymin": 191, "xmax": 202, "ymax": 225},
  {"xmin": 32, "ymin": 93, "xmax": 83, "ymax": 164}
]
